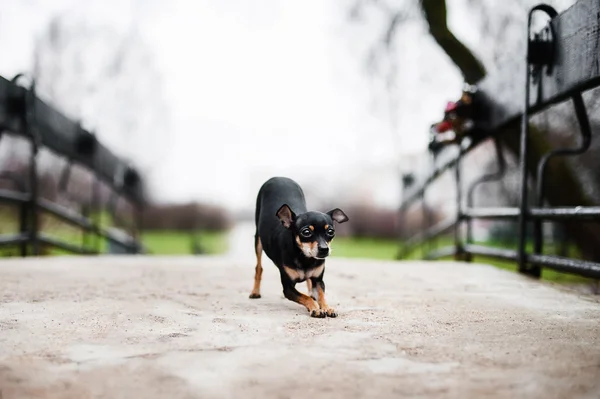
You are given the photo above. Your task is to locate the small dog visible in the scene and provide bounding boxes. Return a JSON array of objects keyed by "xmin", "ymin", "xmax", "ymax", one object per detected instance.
[{"xmin": 249, "ymin": 177, "xmax": 349, "ymax": 318}]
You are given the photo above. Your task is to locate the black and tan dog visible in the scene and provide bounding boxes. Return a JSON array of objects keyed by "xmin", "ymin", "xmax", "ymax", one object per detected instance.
[{"xmin": 249, "ymin": 177, "xmax": 349, "ymax": 318}]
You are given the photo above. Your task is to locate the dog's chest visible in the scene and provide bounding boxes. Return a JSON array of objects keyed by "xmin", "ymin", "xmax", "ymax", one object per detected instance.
[{"xmin": 284, "ymin": 264, "xmax": 324, "ymax": 282}]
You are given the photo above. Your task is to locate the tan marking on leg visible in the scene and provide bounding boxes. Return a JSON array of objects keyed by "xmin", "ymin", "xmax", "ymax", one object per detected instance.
[
  {"xmin": 249, "ymin": 237, "xmax": 263, "ymax": 298},
  {"xmin": 296, "ymin": 293, "xmax": 319, "ymax": 311},
  {"xmin": 306, "ymin": 279, "xmax": 313, "ymax": 295},
  {"xmin": 316, "ymin": 283, "xmax": 337, "ymax": 318},
  {"xmin": 282, "ymin": 285, "xmax": 324, "ymax": 317},
  {"xmin": 296, "ymin": 293, "xmax": 324, "ymax": 317}
]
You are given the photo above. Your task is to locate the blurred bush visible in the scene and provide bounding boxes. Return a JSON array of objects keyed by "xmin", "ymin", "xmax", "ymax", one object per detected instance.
[
  {"xmin": 323, "ymin": 203, "xmax": 443, "ymax": 240},
  {"xmin": 0, "ymin": 158, "xmax": 232, "ymax": 233},
  {"xmin": 139, "ymin": 202, "xmax": 233, "ymax": 231}
]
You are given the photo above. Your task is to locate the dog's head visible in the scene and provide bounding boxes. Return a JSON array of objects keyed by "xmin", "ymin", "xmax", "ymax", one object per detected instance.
[{"xmin": 276, "ymin": 204, "xmax": 349, "ymax": 259}]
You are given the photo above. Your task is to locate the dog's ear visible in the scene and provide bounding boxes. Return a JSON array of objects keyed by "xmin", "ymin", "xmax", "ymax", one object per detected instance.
[
  {"xmin": 276, "ymin": 204, "xmax": 296, "ymax": 228},
  {"xmin": 327, "ymin": 208, "xmax": 349, "ymax": 224}
]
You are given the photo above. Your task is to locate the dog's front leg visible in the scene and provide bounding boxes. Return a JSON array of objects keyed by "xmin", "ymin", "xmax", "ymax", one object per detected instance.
[
  {"xmin": 284, "ymin": 286, "xmax": 325, "ymax": 318},
  {"xmin": 310, "ymin": 278, "xmax": 337, "ymax": 318},
  {"xmin": 281, "ymin": 280, "xmax": 325, "ymax": 318}
]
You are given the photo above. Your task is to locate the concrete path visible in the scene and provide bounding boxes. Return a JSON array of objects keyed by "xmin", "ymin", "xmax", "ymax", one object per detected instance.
[{"xmin": 0, "ymin": 255, "xmax": 599, "ymax": 399}]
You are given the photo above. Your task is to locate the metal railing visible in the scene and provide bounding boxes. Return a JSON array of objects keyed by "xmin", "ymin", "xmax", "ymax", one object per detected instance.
[
  {"xmin": 0, "ymin": 73, "xmax": 145, "ymax": 256},
  {"xmin": 397, "ymin": 1, "xmax": 600, "ymax": 280}
]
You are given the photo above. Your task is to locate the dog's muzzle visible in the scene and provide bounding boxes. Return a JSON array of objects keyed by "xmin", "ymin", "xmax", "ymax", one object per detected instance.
[{"xmin": 316, "ymin": 246, "xmax": 330, "ymax": 259}]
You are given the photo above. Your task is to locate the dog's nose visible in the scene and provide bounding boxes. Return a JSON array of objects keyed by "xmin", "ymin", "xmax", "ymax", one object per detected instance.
[{"xmin": 317, "ymin": 246, "xmax": 329, "ymax": 258}]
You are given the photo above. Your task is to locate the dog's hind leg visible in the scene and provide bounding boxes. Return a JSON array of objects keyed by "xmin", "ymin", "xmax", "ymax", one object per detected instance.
[{"xmin": 249, "ymin": 234, "xmax": 263, "ymax": 299}]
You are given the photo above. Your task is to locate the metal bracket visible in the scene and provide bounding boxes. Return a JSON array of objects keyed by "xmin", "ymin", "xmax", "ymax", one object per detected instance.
[
  {"xmin": 527, "ymin": 6, "xmax": 558, "ymax": 75},
  {"xmin": 12, "ymin": 73, "xmax": 41, "ymax": 256}
]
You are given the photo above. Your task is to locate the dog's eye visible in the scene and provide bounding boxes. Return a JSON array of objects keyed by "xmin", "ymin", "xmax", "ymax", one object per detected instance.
[
  {"xmin": 326, "ymin": 228, "xmax": 335, "ymax": 237},
  {"xmin": 300, "ymin": 228, "xmax": 312, "ymax": 238}
]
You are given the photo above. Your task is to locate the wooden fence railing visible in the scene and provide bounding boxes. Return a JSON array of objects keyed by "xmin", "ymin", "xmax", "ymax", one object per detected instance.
[{"xmin": 0, "ymin": 73, "xmax": 145, "ymax": 256}]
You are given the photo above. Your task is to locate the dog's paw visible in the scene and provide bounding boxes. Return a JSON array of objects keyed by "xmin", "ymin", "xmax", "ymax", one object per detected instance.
[
  {"xmin": 310, "ymin": 309, "xmax": 327, "ymax": 318},
  {"xmin": 325, "ymin": 308, "xmax": 338, "ymax": 318},
  {"xmin": 249, "ymin": 293, "xmax": 261, "ymax": 299}
]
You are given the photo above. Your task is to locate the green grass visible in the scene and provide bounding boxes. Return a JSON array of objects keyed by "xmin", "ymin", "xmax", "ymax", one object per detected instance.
[
  {"xmin": 398, "ymin": 237, "xmax": 595, "ymax": 284},
  {"xmin": 0, "ymin": 205, "xmax": 228, "ymax": 257},
  {"xmin": 330, "ymin": 235, "xmax": 596, "ymax": 285},
  {"xmin": 141, "ymin": 230, "xmax": 228, "ymax": 255},
  {"xmin": 462, "ymin": 255, "xmax": 594, "ymax": 284},
  {"xmin": 330, "ymin": 237, "xmax": 399, "ymax": 260},
  {"xmin": 0, "ymin": 230, "xmax": 229, "ymax": 257}
]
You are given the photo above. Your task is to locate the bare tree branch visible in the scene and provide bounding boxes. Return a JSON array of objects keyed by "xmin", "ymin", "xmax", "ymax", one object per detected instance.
[{"xmin": 419, "ymin": 0, "xmax": 487, "ymax": 84}]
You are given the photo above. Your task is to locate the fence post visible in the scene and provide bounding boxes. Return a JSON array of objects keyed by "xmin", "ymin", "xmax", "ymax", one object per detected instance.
[
  {"xmin": 28, "ymin": 136, "xmax": 40, "ymax": 254},
  {"xmin": 517, "ymin": 13, "xmax": 533, "ymax": 276},
  {"xmin": 421, "ymin": 187, "xmax": 427, "ymax": 260},
  {"xmin": 19, "ymin": 194, "xmax": 29, "ymax": 257},
  {"xmin": 24, "ymin": 80, "xmax": 40, "ymax": 256},
  {"xmin": 134, "ymin": 203, "xmax": 144, "ymax": 253},
  {"xmin": 396, "ymin": 206, "xmax": 406, "ymax": 259},
  {"xmin": 518, "ymin": 5, "xmax": 557, "ymax": 277},
  {"xmin": 454, "ymin": 147, "xmax": 465, "ymax": 261},
  {"xmin": 91, "ymin": 177, "xmax": 101, "ymax": 253}
]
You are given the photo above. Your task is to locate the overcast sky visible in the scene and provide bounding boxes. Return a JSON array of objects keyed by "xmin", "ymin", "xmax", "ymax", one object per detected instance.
[{"xmin": 3, "ymin": 0, "xmax": 571, "ymax": 212}]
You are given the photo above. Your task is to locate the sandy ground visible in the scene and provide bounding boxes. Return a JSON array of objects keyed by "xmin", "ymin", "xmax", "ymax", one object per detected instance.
[{"xmin": 0, "ymin": 255, "xmax": 599, "ymax": 399}]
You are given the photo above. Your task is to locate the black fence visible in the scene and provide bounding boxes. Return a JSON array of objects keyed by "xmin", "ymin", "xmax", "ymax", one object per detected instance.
[
  {"xmin": 397, "ymin": 1, "xmax": 600, "ymax": 280},
  {"xmin": 0, "ymin": 73, "xmax": 145, "ymax": 256}
]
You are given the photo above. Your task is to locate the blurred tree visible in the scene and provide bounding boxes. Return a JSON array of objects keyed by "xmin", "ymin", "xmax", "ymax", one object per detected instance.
[
  {"xmin": 347, "ymin": 0, "xmax": 600, "ymax": 261},
  {"xmin": 32, "ymin": 14, "xmax": 171, "ymax": 185}
]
